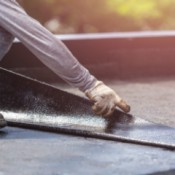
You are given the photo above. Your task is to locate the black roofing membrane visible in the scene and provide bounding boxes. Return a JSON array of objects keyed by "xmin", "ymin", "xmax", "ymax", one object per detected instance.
[{"xmin": 1, "ymin": 67, "xmax": 175, "ymax": 150}]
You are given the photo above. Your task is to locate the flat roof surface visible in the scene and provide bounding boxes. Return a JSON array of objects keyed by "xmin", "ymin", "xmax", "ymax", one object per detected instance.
[
  {"xmin": 1, "ymin": 126, "xmax": 175, "ymax": 175},
  {"xmin": 1, "ymin": 75, "xmax": 175, "ymax": 174}
]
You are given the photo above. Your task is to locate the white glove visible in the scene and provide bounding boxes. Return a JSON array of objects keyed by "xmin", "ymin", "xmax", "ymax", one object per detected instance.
[{"xmin": 85, "ymin": 81, "xmax": 130, "ymax": 116}]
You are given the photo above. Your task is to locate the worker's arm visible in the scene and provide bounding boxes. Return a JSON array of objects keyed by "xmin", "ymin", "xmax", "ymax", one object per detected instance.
[
  {"xmin": 0, "ymin": 0, "xmax": 96, "ymax": 91},
  {"xmin": 0, "ymin": 0, "xmax": 130, "ymax": 116}
]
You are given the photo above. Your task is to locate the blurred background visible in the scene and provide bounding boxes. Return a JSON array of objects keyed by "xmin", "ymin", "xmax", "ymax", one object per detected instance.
[{"xmin": 17, "ymin": 0, "xmax": 175, "ymax": 34}]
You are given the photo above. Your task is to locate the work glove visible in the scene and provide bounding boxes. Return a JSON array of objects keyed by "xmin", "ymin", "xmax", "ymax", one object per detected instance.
[{"xmin": 85, "ymin": 81, "xmax": 130, "ymax": 117}]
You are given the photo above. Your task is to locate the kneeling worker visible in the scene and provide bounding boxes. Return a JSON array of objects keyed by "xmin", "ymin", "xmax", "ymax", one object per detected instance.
[{"xmin": 0, "ymin": 0, "xmax": 130, "ymax": 128}]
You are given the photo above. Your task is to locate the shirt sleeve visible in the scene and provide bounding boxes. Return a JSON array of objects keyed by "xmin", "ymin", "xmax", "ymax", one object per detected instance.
[{"xmin": 0, "ymin": 0, "xmax": 97, "ymax": 92}]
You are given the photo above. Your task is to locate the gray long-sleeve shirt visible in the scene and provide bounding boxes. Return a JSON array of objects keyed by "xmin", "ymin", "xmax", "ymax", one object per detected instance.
[{"xmin": 0, "ymin": 0, "xmax": 97, "ymax": 92}]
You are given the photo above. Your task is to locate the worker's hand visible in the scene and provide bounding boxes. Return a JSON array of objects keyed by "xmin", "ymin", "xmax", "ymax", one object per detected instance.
[{"xmin": 85, "ymin": 81, "xmax": 130, "ymax": 117}]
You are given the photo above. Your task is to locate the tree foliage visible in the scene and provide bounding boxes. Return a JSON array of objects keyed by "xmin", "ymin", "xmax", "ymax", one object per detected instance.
[{"xmin": 17, "ymin": 0, "xmax": 175, "ymax": 34}]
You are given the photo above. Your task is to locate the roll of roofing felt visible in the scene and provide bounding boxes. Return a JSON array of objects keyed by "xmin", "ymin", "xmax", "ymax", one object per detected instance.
[{"xmin": 1, "ymin": 67, "xmax": 175, "ymax": 150}]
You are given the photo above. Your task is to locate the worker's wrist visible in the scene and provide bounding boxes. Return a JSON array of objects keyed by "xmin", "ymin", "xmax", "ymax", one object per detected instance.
[
  {"xmin": 84, "ymin": 80, "xmax": 103, "ymax": 94},
  {"xmin": 78, "ymin": 76, "xmax": 98, "ymax": 92}
]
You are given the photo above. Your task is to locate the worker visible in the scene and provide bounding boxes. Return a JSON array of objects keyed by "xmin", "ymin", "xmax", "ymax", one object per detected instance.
[{"xmin": 0, "ymin": 0, "xmax": 130, "ymax": 129}]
